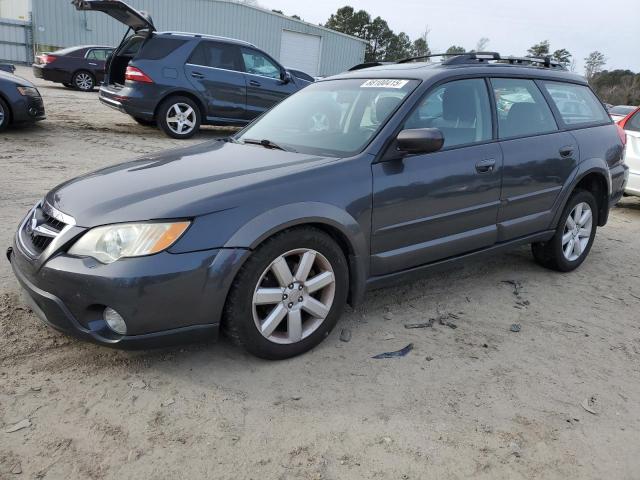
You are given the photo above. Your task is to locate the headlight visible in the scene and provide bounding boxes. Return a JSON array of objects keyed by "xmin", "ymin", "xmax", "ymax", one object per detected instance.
[
  {"xmin": 17, "ymin": 86, "xmax": 39, "ymax": 97},
  {"xmin": 69, "ymin": 222, "xmax": 190, "ymax": 264}
]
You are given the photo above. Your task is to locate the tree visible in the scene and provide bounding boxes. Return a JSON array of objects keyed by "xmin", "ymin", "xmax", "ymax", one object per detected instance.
[
  {"xmin": 551, "ymin": 48, "xmax": 572, "ymax": 68},
  {"xmin": 584, "ymin": 51, "xmax": 606, "ymax": 79},
  {"xmin": 324, "ymin": 6, "xmax": 370, "ymax": 38},
  {"xmin": 528, "ymin": 40, "xmax": 550, "ymax": 57},
  {"xmin": 475, "ymin": 37, "xmax": 489, "ymax": 52},
  {"xmin": 385, "ymin": 32, "xmax": 412, "ymax": 61},
  {"xmin": 446, "ymin": 45, "xmax": 466, "ymax": 55},
  {"xmin": 365, "ymin": 16, "xmax": 394, "ymax": 61},
  {"xmin": 411, "ymin": 38, "xmax": 429, "ymax": 57}
]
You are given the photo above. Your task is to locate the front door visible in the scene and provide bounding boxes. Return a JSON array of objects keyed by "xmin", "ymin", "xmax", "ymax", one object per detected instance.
[
  {"xmin": 185, "ymin": 41, "xmax": 247, "ymax": 122},
  {"xmin": 622, "ymin": 109, "xmax": 640, "ymax": 195},
  {"xmin": 239, "ymin": 47, "xmax": 298, "ymax": 120},
  {"xmin": 371, "ymin": 78, "xmax": 502, "ymax": 276}
]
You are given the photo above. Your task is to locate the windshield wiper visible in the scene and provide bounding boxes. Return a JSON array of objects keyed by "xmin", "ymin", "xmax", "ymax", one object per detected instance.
[{"xmin": 241, "ymin": 138, "xmax": 295, "ymax": 153}]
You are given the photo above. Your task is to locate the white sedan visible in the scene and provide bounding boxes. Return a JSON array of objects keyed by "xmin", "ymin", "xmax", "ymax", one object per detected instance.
[{"xmin": 620, "ymin": 107, "xmax": 640, "ymax": 196}]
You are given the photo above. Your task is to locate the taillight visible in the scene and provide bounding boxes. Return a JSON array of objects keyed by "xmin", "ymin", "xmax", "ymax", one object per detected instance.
[
  {"xmin": 616, "ymin": 124, "xmax": 627, "ymax": 146},
  {"xmin": 125, "ymin": 66, "xmax": 153, "ymax": 83},
  {"xmin": 38, "ymin": 54, "xmax": 57, "ymax": 65}
]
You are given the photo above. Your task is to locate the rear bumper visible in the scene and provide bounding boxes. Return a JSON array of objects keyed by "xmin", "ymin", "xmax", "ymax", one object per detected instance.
[
  {"xmin": 99, "ymin": 84, "xmax": 158, "ymax": 120},
  {"xmin": 32, "ymin": 64, "xmax": 71, "ymax": 84},
  {"xmin": 624, "ymin": 170, "xmax": 640, "ymax": 196},
  {"xmin": 7, "ymin": 238, "xmax": 248, "ymax": 349}
]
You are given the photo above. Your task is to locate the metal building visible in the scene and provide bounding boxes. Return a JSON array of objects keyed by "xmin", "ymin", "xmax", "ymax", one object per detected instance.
[{"xmin": 25, "ymin": 0, "xmax": 366, "ymax": 76}]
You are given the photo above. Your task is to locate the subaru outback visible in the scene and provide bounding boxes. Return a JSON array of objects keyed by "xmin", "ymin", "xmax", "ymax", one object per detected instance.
[{"xmin": 8, "ymin": 52, "xmax": 628, "ymax": 359}]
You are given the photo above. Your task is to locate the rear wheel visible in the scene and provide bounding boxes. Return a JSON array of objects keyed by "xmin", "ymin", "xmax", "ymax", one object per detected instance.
[
  {"xmin": 532, "ymin": 190, "xmax": 598, "ymax": 272},
  {"xmin": 156, "ymin": 96, "xmax": 201, "ymax": 139},
  {"xmin": 0, "ymin": 97, "xmax": 9, "ymax": 131},
  {"xmin": 72, "ymin": 71, "xmax": 95, "ymax": 91},
  {"xmin": 223, "ymin": 227, "xmax": 349, "ymax": 359}
]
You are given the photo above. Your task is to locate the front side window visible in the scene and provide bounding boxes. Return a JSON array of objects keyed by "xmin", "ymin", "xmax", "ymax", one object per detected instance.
[
  {"xmin": 542, "ymin": 81, "xmax": 610, "ymax": 126},
  {"xmin": 492, "ymin": 78, "xmax": 557, "ymax": 139},
  {"xmin": 241, "ymin": 48, "xmax": 281, "ymax": 79},
  {"xmin": 237, "ymin": 78, "xmax": 419, "ymax": 157},
  {"xmin": 404, "ymin": 78, "xmax": 492, "ymax": 148},
  {"xmin": 188, "ymin": 41, "xmax": 242, "ymax": 71}
]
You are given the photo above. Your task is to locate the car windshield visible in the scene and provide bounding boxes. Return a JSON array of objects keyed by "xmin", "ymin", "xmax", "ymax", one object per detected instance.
[
  {"xmin": 609, "ymin": 105, "xmax": 636, "ymax": 115},
  {"xmin": 236, "ymin": 78, "xmax": 419, "ymax": 157}
]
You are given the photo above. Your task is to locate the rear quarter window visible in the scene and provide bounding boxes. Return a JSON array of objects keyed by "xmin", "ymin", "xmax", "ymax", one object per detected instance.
[
  {"xmin": 542, "ymin": 82, "xmax": 610, "ymax": 126},
  {"xmin": 627, "ymin": 110, "xmax": 640, "ymax": 132},
  {"xmin": 137, "ymin": 37, "xmax": 188, "ymax": 60}
]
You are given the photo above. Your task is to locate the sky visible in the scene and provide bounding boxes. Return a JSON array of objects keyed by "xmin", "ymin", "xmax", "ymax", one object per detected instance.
[{"xmin": 260, "ymin": 0, "xmax": 640, "ymax": 74}]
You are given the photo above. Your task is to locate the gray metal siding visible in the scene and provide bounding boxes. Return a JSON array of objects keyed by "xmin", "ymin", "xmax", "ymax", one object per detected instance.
[
  {"xmin": 31, "ymin": 0, "xmax": 366, "ymax": 75},
  {"xmin": 0, "ymin": 17, "xmax": 30, "ymax": 62}
]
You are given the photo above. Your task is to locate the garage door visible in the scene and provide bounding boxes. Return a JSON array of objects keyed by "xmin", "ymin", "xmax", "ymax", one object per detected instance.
[{"xmin": 280, "ymin": 30, "xmax": 321, "ymax": 77}]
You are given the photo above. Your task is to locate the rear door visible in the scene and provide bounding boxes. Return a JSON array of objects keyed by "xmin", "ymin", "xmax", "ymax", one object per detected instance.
[
  {"xmin": 85, "ymin": 48, "xmax": 112, "ymax": 82},
  {"xmin": 239, "ymin": 47, "xmax": 298, "ymax": 120},
  {"xmin": 490, "ymin": 78, "xmax": 579, "ymax": 241},
  {"xmin": 185, "ymin": 41, "xmax": 247, "ymax": 122},
  {"xmin": 622, "ymin": 110, "xmax": 640, "ymax": 194}
]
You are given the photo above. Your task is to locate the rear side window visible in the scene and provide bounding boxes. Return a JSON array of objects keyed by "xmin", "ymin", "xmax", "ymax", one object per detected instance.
[
  {"xmin": 137, "ymin": 38, "xmax": 187, "ymax": 60},
  {"xmin": 86, "ymin": 49, "xmax": 111, "ymax": 61},
  {"xmin": 542, "ymin": 82, "xmax": 610, "ymax": 126},
  {"xmin": 491, "ymin": 78, "xmax": 558, "ymax": 139},
  {"xmin": 627, "ymin": 110, "xmax": 640, "ymax": 132},
  {"xmin": 188, "ymin": 41, "xmax": 242, "ymax": 71}
]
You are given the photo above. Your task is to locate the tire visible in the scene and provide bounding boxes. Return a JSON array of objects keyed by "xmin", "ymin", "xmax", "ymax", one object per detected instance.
[
  {"xmin": 223, "ymin": 227, "xmax": 349, "ymax": 360},
  {"xmin": 72, "ymin": 71, "xmax": 95, "ymax": 91},
  {"xmin": 532, "ymin": 190, "xmax": 598, "ymax": 272},
  {"xmin": 0, "ymin": 97, "xmax": 9, "ymax": 132},
  {"xmin": 133, "ymin": 116, "xmax": 156, "ymax": 127},
  {"xmin": 156, "ymin": 96, "xmax": 201, "ymax": 139}
]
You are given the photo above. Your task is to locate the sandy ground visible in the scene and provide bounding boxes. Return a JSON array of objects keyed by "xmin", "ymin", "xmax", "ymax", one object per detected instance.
[{"xmin": 1, "ymin": 67, "xmax": 640, "ymax": 479}]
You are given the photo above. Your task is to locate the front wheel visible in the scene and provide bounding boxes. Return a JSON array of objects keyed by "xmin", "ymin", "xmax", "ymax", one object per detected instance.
[
  {"xmin": 0, "ymin": 97, "xmax": 9, "ymax": 132},
  {"xmin": 223, "ymin": 227, "xmax": 349, "ymax": 359},
  {"xmin": 156, "ymin": 96, "xmax": 201, "ymax": 139},
  {"xmin": 532, "ymin": 190, "xmax": 598, "ymax": 272}
]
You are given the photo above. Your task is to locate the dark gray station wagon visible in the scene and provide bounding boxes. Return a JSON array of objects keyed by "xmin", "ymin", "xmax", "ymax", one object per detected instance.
[{"xmin": 8, "ymin": 53, "xmax": 628, "ymax": 359}]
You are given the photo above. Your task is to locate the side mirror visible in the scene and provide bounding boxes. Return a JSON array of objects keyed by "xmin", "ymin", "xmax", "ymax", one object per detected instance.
[
  {"xmin": 396, "ymin": 128, "xmax": 444, "ymax": 155},
  {"xmin": 281, "ymin": 70, "xmax": 293, "ymax": 84}
]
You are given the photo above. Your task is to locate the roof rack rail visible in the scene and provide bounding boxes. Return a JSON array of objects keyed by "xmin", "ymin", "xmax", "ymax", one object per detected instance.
[{"xmin": 397, "ymin": 51, "xmax": 566, "ymax": 70}]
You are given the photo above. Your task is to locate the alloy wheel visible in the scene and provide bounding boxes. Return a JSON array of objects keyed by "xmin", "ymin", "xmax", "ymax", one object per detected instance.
[
  {"xmin": 166, "ymin": 103, "xmax": 196, "ymax": 136},
  {"xmin": 252, "ymin": 248, "xmax": 336, "ymax": 344},
  {"xmin": 562, "ymin": 201, "xmax": 593, "ymax": 261},
  {"xmin": 0, "ymin": 102, "xmax": 5, "ymax": 126},
  {"xmin": 75, "ymin": 72, "xmax": 94, "ymax": 91}
]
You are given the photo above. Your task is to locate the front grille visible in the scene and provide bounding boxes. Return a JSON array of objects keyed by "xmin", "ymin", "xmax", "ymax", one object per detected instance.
[{"xmin": 18, "ymin": 202, "xmax": 73, "ymax": 257}]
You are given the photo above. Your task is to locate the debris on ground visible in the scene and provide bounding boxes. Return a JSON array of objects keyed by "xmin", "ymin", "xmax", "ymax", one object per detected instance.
[
  {"xmin": 581, "ymin": 396, "xmax": 599, "ymax": 415},
  {"xmin": 161, "ymin": 398, "xmax": 175, "ymax": 407},
  {"xmin": 10, "ymin": 462, "xmax": 22, "ymax": 474},
  {"xmin": 425, "ymin": 356, "xmax": 433, "ymax": 361},
  {"xmin": 502, "ymin": 280, "xmax": 523, "ymax": 296},
  {"xmin": 372, "ymin": 343, "xmax": 414, "ymax": 359},
  {"xmin": 4, "ymin": 419, "xmax": 31, "ymax": 433},
  {"xmin": 383, "ymin": 313, "xmax": 394, "ymax": 321},
  {"xmin": 404, "ymin": 319, "xmax": 434, "ymax": 329},
  {"xmin": 510, "ymin": 324, "xmax": 521, "ymax": 333},
  {"xmin": 130, "ymin": 380, "xmax": 146, "ymax": 389},
  {"xmin": 439, "ymin": 317, "xmax": 458, "ymax": 329},
  {"xmin": 339, "ymin": 328, "xmax": 352, "ymax": 342}
]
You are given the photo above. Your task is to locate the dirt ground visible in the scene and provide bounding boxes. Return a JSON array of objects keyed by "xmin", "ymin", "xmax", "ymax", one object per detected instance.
[{"xmin": 1, "ymin": 66, "xmax": 640, "ymax": 479}]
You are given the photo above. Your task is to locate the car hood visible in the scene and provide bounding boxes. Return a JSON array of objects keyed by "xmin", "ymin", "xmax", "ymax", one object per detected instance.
[
  {"xmin": 0, "ymin": 70, "xmax": 35, "ymax": 87},
  {"xmin": 46, "ymin": 140, "xmax": 335, "ymax": 227}
]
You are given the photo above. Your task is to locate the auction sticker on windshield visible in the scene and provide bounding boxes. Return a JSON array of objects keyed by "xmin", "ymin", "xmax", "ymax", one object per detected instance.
[{"xmin": 361, "ymin": 79, "xmax": 409, "ymax": 89}]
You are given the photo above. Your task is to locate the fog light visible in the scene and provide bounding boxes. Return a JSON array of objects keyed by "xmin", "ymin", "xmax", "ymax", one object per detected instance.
[{"xmin": 104, "ymin": 307, "xmax": 127, "ymax": 335}]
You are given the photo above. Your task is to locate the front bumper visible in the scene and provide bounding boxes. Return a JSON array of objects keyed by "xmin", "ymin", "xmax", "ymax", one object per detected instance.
[
  {"xmin": 10, "ymin": 94, "xmax": 46, "ymax": 123},
  {"xmin": 8, "ymin": 240, "xmax": 249, "ymax": 349}
]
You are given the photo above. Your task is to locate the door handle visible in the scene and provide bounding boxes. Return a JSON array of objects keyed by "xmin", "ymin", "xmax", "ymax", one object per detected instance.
[
  {"xmin": 88, "ymin": 62, "xmax": 98, "ymax": 66},
  {"xmin": 191, "ymin": 72, "xmax": 204, "ymax": 79},
  {"xmin": 475, "ymin": 158, "xmax": 496, "ymax": 174},
  {"xmin": 249, "ymin": 80, "xmax": 261, "ymax": 87},
  {"xmin": 559, "ymin": 146, "xmax": 575, "ymax": 158}
]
